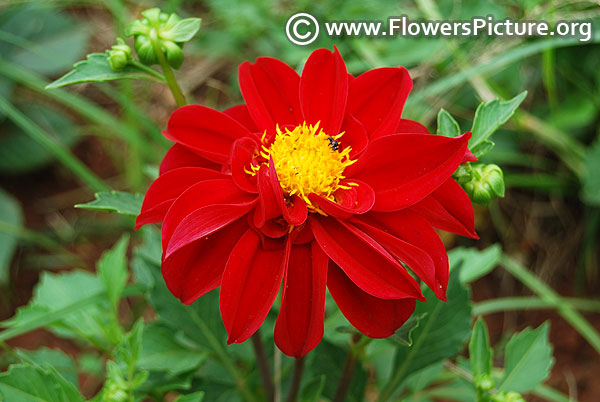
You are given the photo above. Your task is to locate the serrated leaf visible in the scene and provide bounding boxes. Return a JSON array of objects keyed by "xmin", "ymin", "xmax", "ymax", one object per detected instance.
[
  {"xmin": 498, "ymin": 322, "xmax": 554, "ymax": 392},
  {"xmin": 98, "ymin": 235, "xmax": 130, "ymax": 309},
  {"xmin": 436, "ymin": 109, "xmax": 461, "ymax": 137},
  {"xmin": 389, "ymin": 313, "xmax": 427, "ymax": 346},
  {"xmin": 46, "ymin": 53, "xmax": 163, "ymax": 89},
  {"xmin": 0, "ymin": 188, "xmax": 23, "ymax": 285},
  {"xmin": 388, "ymin": 270, "xmax": 472, "ymax": 392},
  {"xmin": 470, "ymin": 91, "xmax": 527, "ymax": 156},
  {"xmin": 15, "ymin": 348, "xmax": 78, "ymax": 387},
  {"xmin": 175, "ymin": 391, "xmax": 205, "ymax": 402},
  {"xmin": 469, "ymin": 318, "xmax": 493, "ymax": 377},
  {"xmin": 161, "ymin": 18, "xmax": 202, "ymax": 42},
  {"xmin": 0, "ymin": 364, "xmax": 84, "ymax": 402},
  {"xmin": 449, "ymin": 244, "xmax": 502, "ymax": 284},
  {"xmin": 76, "ymin": 191, "xmax": 143, "ymax": 216}
]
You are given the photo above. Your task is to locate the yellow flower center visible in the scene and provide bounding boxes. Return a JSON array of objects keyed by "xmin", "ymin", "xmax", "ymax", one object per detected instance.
[{"xmin": 247, "ymin": 122, "xmax": 356, "ymax": 213}]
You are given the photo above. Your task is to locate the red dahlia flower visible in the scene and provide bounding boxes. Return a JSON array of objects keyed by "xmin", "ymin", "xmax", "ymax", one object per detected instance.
[{"xmin": 136, "ymin": 47, "xmax": 477, "ymax": 358}]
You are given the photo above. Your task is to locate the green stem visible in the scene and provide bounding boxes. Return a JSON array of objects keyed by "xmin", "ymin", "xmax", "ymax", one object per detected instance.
[
  {"xmin": 474, "ymin": 296, "xmax": 600, "ymax": 315},
  {"xmin": 500, "ymin": 255, "xmax": 600, "ymax": 355},
  {"xmin": 251, "ymin": 330, "xmax": 274, "ymax": 402},
  {"xmin": 130, "ymin": 60, "xmax": 167, "ymax": 82},
  {"xmin": 149, "ymin": 29, "xmax": 186, "ymax": 107},
  {"xmin": 187, "ymin": 309, "xmax": 257, "ymax": 402},
  {"xmin": 0, "ymin": 96, "xmax": 109, "ymax": 192}
]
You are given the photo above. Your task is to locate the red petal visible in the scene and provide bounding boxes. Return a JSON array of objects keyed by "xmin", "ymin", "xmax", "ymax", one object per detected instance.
[
  {"xmin": 223, "ymin": 104, "xmax": 259, "ymax": 132},
  {"xmin": 162, "ymin": 218, "xmax": 248, "ymax": 304},
  {"xmin": 339, "ymin": 115, "xmax": 368, "ymax": 157},
  {"xmin": 371, "ymin": 211, "xmax": 450, "ymax": 300},
  {"xmin": 327, "ymin": 263, "xmax": 416, "ymax": 338},
  {"xmin": 253, "ymin": 165, "xmax": 282, "ymax": 228},
  {"xmin": 346, "ymin": 133, "xmax": 471, "ymax": 211},
  {"xmin": 347, "ymin": 67, "xmax": 412, "ymax": 139},
  {"xmin": 462, "ymin": 147, "xmax": 478, "ymax": 163},
  {"xmin": 230, "ymin": 137, "xmax": 259, "ymax": 193},
  {"xmin": 274, "ymin": 242, "xmax": 328, "ymax": 358},
  {"xmin": 308, "ymin": 180, "xmax": 374, "ymax": 219},
  {"xmin": 136, "ymin": 167, "xmax": 228, "ymax": 230},
  {"xmin": 159, "ymin": 144, "xmax": 221, "ymax": 175},
  {"xmin": 310, "ymin": 216, "xmax": 423, "ymax": 300},
  {"xmin": 300, "ymin": 47, "xmax": 348, "ymax": 135},
  {"xmin": 409, "ymin": 178, "xmax": 478, "ymax": 239},
  {"xmin": 238, "ymin": 57, "xmax": 302, "ymax": 133},
  {"xmin": 395, "ymin": 119, "xmax": 429, "ymax": 135},
  {"xmin": 220, "ymin": 229, "xmax": 288, "ymax": 343},
  {"xmin": 161, "ymin": 179, "xmax": 255, "ymax": 249},
  {"xmin": 269, "ymin": 158, "xmax": 308, "ymax": 226},
  {"xmin": 164, "ymin": 105, "xmax": 254, "ymax": 164}
]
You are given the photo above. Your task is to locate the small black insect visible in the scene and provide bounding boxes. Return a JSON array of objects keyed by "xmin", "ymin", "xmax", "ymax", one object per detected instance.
[{"xmin": 328, "ymin": 136, "xmax": 339, "ymax": 151}]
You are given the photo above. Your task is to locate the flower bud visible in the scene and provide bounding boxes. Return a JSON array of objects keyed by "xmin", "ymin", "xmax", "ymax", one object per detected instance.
[
  {"xmin": 455, "ymin": 163, "xmax": 505, "ymax": 205},
  {"xmin": 473, "ymin": 373, "xmax": 494, "ymax": 392},
  {"xmin": 107, "ymin": 38, "xmax": 133, "ymax": 71},
  {"xmin": 490, "ymin": 391, "xmax": 526, "ymax": 402},
  {"xmin": 163, "ymin": 40, "xmax": 184, "ymax": 69}
]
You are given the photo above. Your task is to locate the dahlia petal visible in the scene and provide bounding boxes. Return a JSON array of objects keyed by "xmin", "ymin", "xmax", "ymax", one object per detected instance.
[
  {"xmin": 327, "ymin": 262, "xmax": 416, "ymax": 338},
  {"xmin": 220, "ymin": 229, "xmax": 288, "ymax": 343},
  {"xmin": 161, "ymin": 179, "xmax": 255, "ymax": 249},
  {"xmin": 409, "ymin": 178, "xmax": 478, "ymax": 239},
  {"xmin": 300, "ymin": 47, "xmax": 348, "ymax": 134},
  {"xmin": 395, "ymin": 119, "xmax": 429, "ymax": 135},
  {"xmin": 253, "ymin": 165, "xmax": 281, "ymax": 228},
  {"xmin": 371, "ymin": 210, "xmax": 450, "ymax": 300},
  {"xmin": 165, "ymin": 202, "xmax": 256, "ymax": 259},
  {"xmin": 136, "ymin": 167, "xmax": 227, "ymax": 230},
  {"xmin": 223, "ymin": 104, "xmax": 259, "ymax": 132},
  {"xmin": 274, "ymin": 242, "xmax": 328, "ymax": 358},
  {"xmin": 340, "ymin": 115, "xmax": 368, "ymax": 157},
  {"xmin": 346, "ymin": 133, "xmax": 471, "ymax": 211},
  {"xmin": 310, "ymin": 216, "xmax": 423, "ymax": 300},
  {"xmin": 308, "ymin": 180, "xmax": 375, "ymax": 219},
  {"xmin": 164, "ymin": 105, "xmax": 254, "ymax": 164},
  {"xmin": 162, "ymin": 218, "xmax": 248, "ymax": 304},
  {"xmin": 269, "ymin": 158, "xmax": 308, "ymax": 226},
  {"xmin": 159, "ymin": 144, "xmax": 221, "ymax": 175},
  {"xmin": 462, "ymin": 147, "xmax": 478, "ymax": 163},
  {"xmin": 238, "ymin": 57, "xmax": 302, "ymax": 133},
  {"xmin": 231, "ymin": 137, "xmax": 259, "ymax": 193},
  {"xmin": 347, "ymin": 67, "xmax": 412, "ymax": 139}
]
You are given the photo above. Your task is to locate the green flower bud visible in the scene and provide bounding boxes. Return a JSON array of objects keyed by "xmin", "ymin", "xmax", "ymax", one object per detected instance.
[
  {"xmin": 455, "ymin": 163, "xmax": 505, "ymax": 205},
  {"xmin": 134, "ymin": 34, "xmax": 157, "ymax": 65},
  {"xmin": 473, "ymin": 373, "xmax": 494, "ymax": 392},
  {"xmin": 504, "ymin": 392, "xmax": 526, "ymax": 402},
  {"xmin": 163, "ymin": 40, "xmax": 184, "ymax": 69},
  {"xmin": 107, "ymin": 38, "xmax": 132, "ymax": 71}
]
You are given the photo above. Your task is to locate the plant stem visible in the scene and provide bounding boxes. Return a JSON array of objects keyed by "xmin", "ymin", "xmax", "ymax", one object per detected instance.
[
  {"xmin": 500, "ymin": 255, "xmax": 600, "ymax": 355},
  {"xmin": 285, "ymin": 356, "xmax": 305, "ymax": 402},
  {"xmin": 474, "ymin": 296, "xmax": 600, "ymax": 315},
  {"xmin": 0, "ymin": 95, "xmax": 109, "ymax": 192},
  {"xmin": 149, "ymin": 29, "xmax": 187, "ymax": 107},
  {"xmin": 251, "ymin": 330, "xmax": 275, "ymax": 402},
  {"xmin": 333, "ymin": 335, "xmax": 361, "ymax": 402}
]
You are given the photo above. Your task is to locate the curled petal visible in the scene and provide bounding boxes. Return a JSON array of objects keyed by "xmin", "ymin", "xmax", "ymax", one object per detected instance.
[
  {"xmin": 159, "ymin": 144, "xmax": 221, "ymax": 175},
  {"xmin": 311, "ymin": 216, "xmax": 423, "ymax": 300},
  {"xmin": 275, "ymin": 242, "xmax": 328, "ymax": 358},
  {"xmin": 223, "ymin": 104, "xmax": 259, "ymax": 132},
  {"xmin": 327, "ymin": 262, "xmax": 416, "ymax": 338},
  {"xmin": 220, "ymin": 229, "xmax": 289, "ymax": 343},
  {"xmin": 347, "ymin": 67, "xmax": 412, "ymax": 138},
  {"xmin": 269, "ymin": 158, "xmax": 308, "ymax": 226},
  {"xmin": 231, "ymin": 137, "xmax": 259, "ymax": 193},
  {"xmin": 253, "ymin": 165, "xmax": 281, "ymax": 228},
  {"xmin": 300, "ymin": 47, "xmax": 348, "ymax": 135},
  {"xmin": 164, "ymin": 105, "xmax": 254, "ymax": 164},
  {"xmin": 239, "ymin": 57, "xmax": 302, "ymax": 133},
  {"xmin": 136, "ymin": 167, "xmax": 227, "ymax": 229},
  {"xmin": 308, "ymin": 180, "xmax": 375, "ymax": 219},
  {"xmin": 346, "ymin": 133, "xmax": 471, "ymax": 211}
]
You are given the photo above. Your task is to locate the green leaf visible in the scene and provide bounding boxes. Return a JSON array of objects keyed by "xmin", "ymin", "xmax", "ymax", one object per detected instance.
[
  {"xmin": 138, "ymin": 323, "xmax": 206, "ymax": 375},
  {"xmin": 469, "ymin": 318, "xmax": 493, "ymax": 377},
  {"xmin": 76, "ymin": 191, "xmax": 143, "ymax": 216},
  {"xmin": 0, "ymin": 104, "xmax": 80, "ymax": 174},
  {"xmin": 161, "ymin": 18, "xmax": 202, "ymax": 42},
  {"xmin": 15, "ymin": 347, "xmax": 78, "ymax": 387},
  {"xmin": 46, "ymin": 53, "xmax": 163, "ymax": 89},
  {"xmin": 0, "ymin": 364, "xmax": 84, "ymax": 402},
  {"xmin": 449, "ymin": 244, "xmax": 502, "ymax": 284},
  {"xmin": 581, "ymin": 139, "xmax": 600, "ymax": 206},
  {"xmin": 98, "ymin": 235, "xmax": 130, "ymax": 309},
  {"xmin": 389, "ymin": 313, "xmax": 427, "ymax": 347},
  {"xmin": 383, "ymin": 269, "xmax": 472, "ymax": 396},
  {"xmin": 300, "ymin": 375, "xmax": 326, "ymax": 402},
  {"xmin": 0, "ymin": 188, "xmax": 23, "ymax": 285},
  {"xmin": 175, "ymin": 391, "xmax": 205, "ymax": 402},
  {"xmin": 498, "ymin": 322, "xmax": 554, "ymax": 392},
  {"xmin": 436, "ymin": 109, "xmax": 461, "ymax": 137},
  {"xmin": 469, "ymin": 91, "xmax": 527, "ymax": 157},
  {"xmin": 470, "ymin": 139, "xmax": 495, "ymax": 157}
]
